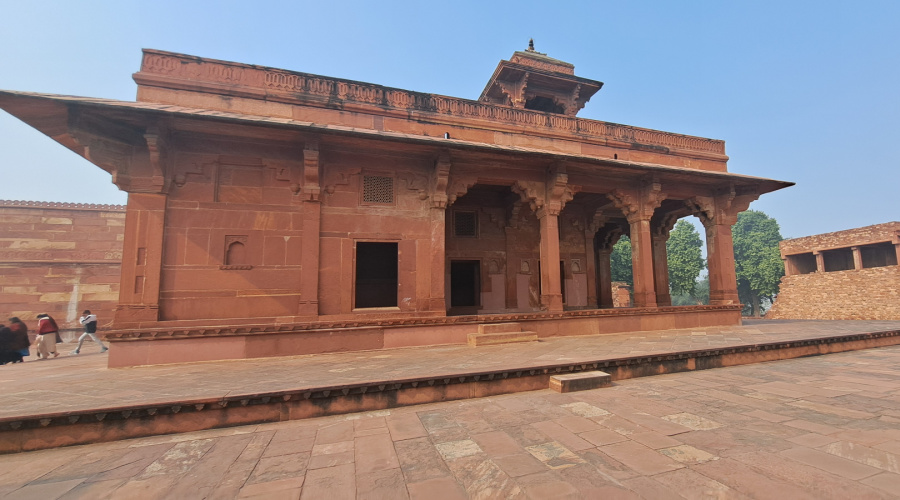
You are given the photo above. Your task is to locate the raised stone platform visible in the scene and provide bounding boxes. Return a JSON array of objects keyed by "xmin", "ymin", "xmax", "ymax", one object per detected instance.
[{"xmin": 2, "ymin": 319, "xmax": 899, "ymax": 454}]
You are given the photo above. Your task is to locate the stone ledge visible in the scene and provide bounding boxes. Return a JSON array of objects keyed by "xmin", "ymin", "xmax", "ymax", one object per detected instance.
[
  {"xmin": 468, "ymin": 331, "xmax": 538, "ymax": 347},
  {"xmin": 550, "ymin": 371, "xmax": 612, "ymax": 393}
]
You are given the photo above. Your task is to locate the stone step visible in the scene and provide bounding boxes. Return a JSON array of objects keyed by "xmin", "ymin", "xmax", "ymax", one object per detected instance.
[
  {"xmin": 477, "ymin": 323, "xmax": 522, "ymax": 335},
  {"xmin": 549, "ymin": 371, "xmax": 612, "ymax": 393},
  {"xmin": 467, "ymin": 331, "xmax": 538, "ymax": 347}
]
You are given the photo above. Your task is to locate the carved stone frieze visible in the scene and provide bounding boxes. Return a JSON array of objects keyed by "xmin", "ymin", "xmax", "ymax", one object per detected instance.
[{"xmin": 136, "ymin": 51, "xmax": 728, "ymax": 156}]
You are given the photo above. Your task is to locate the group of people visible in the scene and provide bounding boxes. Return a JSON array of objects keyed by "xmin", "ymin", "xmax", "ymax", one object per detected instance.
[{"xmin": 0, "ymin": 310, "xmax": 108, "ymax": 364}]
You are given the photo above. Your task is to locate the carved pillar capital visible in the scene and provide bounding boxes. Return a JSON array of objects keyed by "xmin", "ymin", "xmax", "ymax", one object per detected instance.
[{"xmin": 609, "ymin": 178, "xmax": 666, "ymax": 225}]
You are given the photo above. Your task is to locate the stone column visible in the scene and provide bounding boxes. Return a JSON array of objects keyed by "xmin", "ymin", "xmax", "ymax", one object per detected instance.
[
  {"xmin": 651, "ymin": 231, "xmax": 671, "ymax": 307},
  {"xmin": 629, "ymin": 215, "xmax": 658, "ymax": 308},
  {"xmin": 705, "ymin": 219, "xmax": 741, "ymax": 305},
  {"xmin": 782, "ymin": 257, "xmax": 794, "ymax": 277},
  {"xmin": 583, "ymin": 227, "xmax": 598, "ymax": 308},
  {"xmin": 596, "ymin": 248, "xmax": 613, "ymax": 308},
  {"xmin": 895, "ymin": 243, "xmax": 900, "ymax": 265},
  {"xmin": 298, "ymin": 144, "xmax": 321, "ymax": 317},
  {"xmin": 428, "ymin": 206, "xmax": 447, "ymax": 312},
  {"xmin": 814, "ymin": 251, "xmax": 825, "ymax": 272},
  {"xmin": 114, "ymin": 192, "xmax": 166, "ymax": 325},
  {"xmin": 428, "ymin": 153, "xmax": 451, "ymax": 313},
  {"xmin": 852, "ymin": 246, "xmax": 863, "ymax": 270},
  {"xmin": 537, "ymin": 207, "xmax": 564, "ymax": 312}
]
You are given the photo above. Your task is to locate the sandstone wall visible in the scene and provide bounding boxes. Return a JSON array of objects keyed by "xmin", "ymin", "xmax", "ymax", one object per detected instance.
[
  {"xmin": 767, "ymin": 266, "xmax": 900, "ymax": 320},
  {"xmin": 781, "ymin": 222, "xmax": 900, "ymax": 255},
  {"xmin": 0, "ymin": 201, "xmax": 125, "ymax": 340}
]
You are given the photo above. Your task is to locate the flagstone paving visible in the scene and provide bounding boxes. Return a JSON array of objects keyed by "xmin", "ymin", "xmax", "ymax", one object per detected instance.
[
  {"xmin": 3, "ymin": 338, "xmax": 900, "ymax": 498},
  {"xmin": 0, "ymin": 323, "xmax": 900, "ymax": 499},
  {"xmin": 1, "ymin": 319, "xmax": 899, "ymax": 421}
]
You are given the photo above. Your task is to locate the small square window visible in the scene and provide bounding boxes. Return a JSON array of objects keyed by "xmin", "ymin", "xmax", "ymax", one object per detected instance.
[
  {"xmin": 454, "ymin": 211, "xmax": 477, "ymax": 237},
  {"xmin": 362, "ymin": 175, "xmax": 394, "ymax": 204}
]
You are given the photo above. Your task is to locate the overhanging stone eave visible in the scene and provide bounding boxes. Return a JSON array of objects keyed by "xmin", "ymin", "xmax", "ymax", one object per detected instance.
[{"xmin": 0, "ymin": 89, "xmax": 791, "ymax": 196}]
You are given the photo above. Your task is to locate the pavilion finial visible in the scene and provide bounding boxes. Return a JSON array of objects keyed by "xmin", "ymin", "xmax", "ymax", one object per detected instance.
[{"xmin": 527, "ymin": 38, "xmax": 535, "ymax": 52}]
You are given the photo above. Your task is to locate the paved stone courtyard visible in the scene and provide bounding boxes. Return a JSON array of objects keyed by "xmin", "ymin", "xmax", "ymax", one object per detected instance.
[{"xmin": 3, "ymin": 342, "xmax": 900, "ymax": 498}]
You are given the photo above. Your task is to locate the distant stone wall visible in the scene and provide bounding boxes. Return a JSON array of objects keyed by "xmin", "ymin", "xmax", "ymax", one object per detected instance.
[
  {"xmin": 769, "ymin": 221, "xmax": 900, "ymax": 320},
  {"xmin": 781, "ymin": 222, "xmax": 900, "ymax": 255},
  {"xmin": 0, "ymin": 201, "xmax": 125, "ymax": 340},
  {"xmin": 767, "ymin": 267, "xmax": 900, "ymax": 320}
]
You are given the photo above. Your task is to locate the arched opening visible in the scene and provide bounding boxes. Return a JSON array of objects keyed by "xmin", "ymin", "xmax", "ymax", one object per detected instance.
[{"xmin": 225, "ymin": 241, "xmax": 246, "ymax": 266}]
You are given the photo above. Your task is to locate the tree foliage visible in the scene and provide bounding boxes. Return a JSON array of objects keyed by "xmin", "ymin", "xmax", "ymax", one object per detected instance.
[
  {"xmin": 610, "ymin": 236, "xmax": 632, "ymax": 286},
  {"xmin": 732, "ymin": 210, "xmax": 784, "ymax": 317},
  {"xmin": 666, "ymin": 220, "xmax": 705, "ymax": 297}
]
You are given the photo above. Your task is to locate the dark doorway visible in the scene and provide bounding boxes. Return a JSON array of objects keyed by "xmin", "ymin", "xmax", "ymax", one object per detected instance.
[
  {"xmin": 560, "ymin": 260, "xmax": 566, "ymax": 304},
  {"xmin": 355, "ymin": 242, "xmax": 398, "ymax": 308},
  {"xmin": 450, "ymin": 260, "xmax": 480, "ymax": 311}
]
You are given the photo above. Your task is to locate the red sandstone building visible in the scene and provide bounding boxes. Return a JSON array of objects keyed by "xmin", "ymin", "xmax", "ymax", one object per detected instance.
[
  {"xmin": 0, "ymin": 44, "xmax": 791, "ymax": 366},
  {"xmin": 768, "ymin": 222, "xmax": 900, "ymax": 320}
]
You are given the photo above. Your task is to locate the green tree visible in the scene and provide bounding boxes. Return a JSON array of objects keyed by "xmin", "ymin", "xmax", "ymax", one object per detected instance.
[
  {"xmin": 666, "ymin": 220, "xmax": 705, "ymax": 298},
  {"xmin": 610, "ymin": 236, "xmax": 632, "ymax": 286},
  {"xmin": 732, "ymin": 210, "xmax": 784, "ymax": 317}
]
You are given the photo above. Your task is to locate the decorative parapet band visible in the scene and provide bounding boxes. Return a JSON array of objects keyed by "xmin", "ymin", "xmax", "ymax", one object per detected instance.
[
  {"xmin": 137, "ymin": 50, "xmax": 726, "ymax": 157},
  {"xmin": 0, "ymin": 200, "xmax": 126, "ymax": 211}
]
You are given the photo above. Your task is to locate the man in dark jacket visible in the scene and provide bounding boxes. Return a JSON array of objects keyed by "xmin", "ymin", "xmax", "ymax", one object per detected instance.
[{"xmin": 7, "ymin": 318, "xmax": 29, "ymax": 362}]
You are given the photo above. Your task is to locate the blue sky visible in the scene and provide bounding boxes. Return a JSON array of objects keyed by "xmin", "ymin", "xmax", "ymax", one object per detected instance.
[{"xmin": 1, "ymin": 0, "xmax": 897, "ymax": 239}]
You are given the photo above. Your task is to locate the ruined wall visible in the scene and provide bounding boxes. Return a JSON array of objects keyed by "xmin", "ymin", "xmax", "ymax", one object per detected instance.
[
  {"xmin": 769, "ymin": 222, "xmax": 900, "ymax": 320},
  {"xmin": 0, "ymin": 201, "xmax": 124, "ymax": 339},
  {"xmin": 781, "ymin": 222, "xmax": 900, "ymax": 255},
  {"xmin": 767, "ymin": 267, "xmax": 900, "ymax": 320}
]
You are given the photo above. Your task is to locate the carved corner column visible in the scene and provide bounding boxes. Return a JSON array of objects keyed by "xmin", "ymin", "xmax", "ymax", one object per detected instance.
[
  {"xmin": 537, "ymin": 207, "xmax": 563, "ymax": 312},
  {"xmin": 692, "ymin": 188, "xmax": 758, "ymax": 306},
  {"xmin": 517, "ymin": 167, "xmax": 573, "ymax": 313},
  {"xmin": 610, "ymin": 180, "xmax": 666, "ymax": 308},
  {"xmin": 705, "ymin": 220, "xmax": 740, "ymax": 305},
  {"xmin": 628, "ymin": 215, "xmax": 657, "ymax": 308},
  {"xmin": 298, "ymin": 143, "xmax": 321, "ymax": 317},
  {"xmin": 115, "ymin": 193, "xmax": 167, "ymax": 326},
  {"xmin": 109, "ymin": 125, "xmax": 172, "ymax": 327},
  {"xmin": 428, "ymin": 153, "xmax": 451, "ymax": 314}
]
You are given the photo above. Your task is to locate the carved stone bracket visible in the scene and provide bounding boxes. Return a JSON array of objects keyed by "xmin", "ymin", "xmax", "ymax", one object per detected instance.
[
  {"xmin": 447, "ymin": 170, "xmax": 478, "ymax": 207},
  {"xmin": 608, "ymin": 178, "xmax": 667, "ymax": 223},
  {"xmin": 688, "ymin": 184, "xmax": 759, "ymax": 228},
  {"xmin": 300, "ymin": 142, "xmax": 320, "ymax": 202},
  {"xmin": 652, "ymin": 212, "xmax": 681, "ymax": 240},
  {"xmin": 512, "ymin": 180, "xmax": 545, "ymax": 214},
  {"xmin": 430, "ymin": 152, "xmax": 451, "ymax": 208},
  {"xmin": 143, "ymin": 126, "xmax": 171, "ymax": 194},
  {"xmin": 401, "ymin": 173, "xmax": 429, "ymax": 201},
  {"xmin": 497, "ymin": 73, "xmax": 529, "ymax": 109},
  {"xmin": 588, "ymin": 208, "xmax": 609, "ymax": 234}
]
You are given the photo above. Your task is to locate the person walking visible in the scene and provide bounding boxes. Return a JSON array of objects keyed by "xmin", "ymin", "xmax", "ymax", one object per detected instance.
[
  {"xmin": 7, "ymin": 317, "xmax": 29, "ymax": 363},
  {"xmin": 35, "ymin": 314, "xmax": 60, "ymax": 359},
  {"xmin": 72, "ymin": 310, "xmax": 107, "ymax": 354}
]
